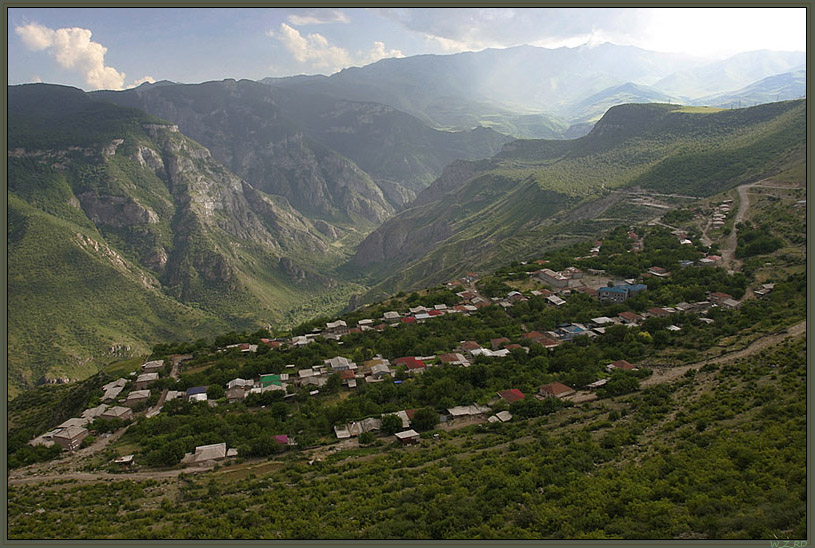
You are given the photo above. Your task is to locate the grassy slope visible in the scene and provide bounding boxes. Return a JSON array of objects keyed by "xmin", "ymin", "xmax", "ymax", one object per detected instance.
[
  {"xmin": 7, "ymin": 194, "xmax": 228, "ymax": 397},
  {"xmin": 354, "ymin": 100, "xmax": 806, "ymax": 299}
]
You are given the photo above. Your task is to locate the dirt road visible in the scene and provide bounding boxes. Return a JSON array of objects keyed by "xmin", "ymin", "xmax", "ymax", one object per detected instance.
[{"xmin": 641, "ymin": 320, "xmax": 806, "ymax": 387}]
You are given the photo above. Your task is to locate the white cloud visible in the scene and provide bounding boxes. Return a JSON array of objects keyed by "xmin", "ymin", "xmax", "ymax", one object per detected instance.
[
  {"xmin": 270, "ymin": 23, "xmax": 351, "ymax": 72},
  {"xmin": 362, "ymin": 41, "xmax": 404, "ymax": 64},
  {"xmin": 270, "ymin": 23, "xmax": 404, "ymax": 72},
  {"xmin": 127, "ymin": 75, "xmax": 156, "ymax": 89},
  {"xmin": 287, "ymin": 9, "xmax": 350, "ymax": 26},
  {"xmin": 16, "ymin": 22, "xmax": 55, "ymax": 50},
  {"xmin": 15, "ymin": 22, "xmax": 125, "ymax": 90}
]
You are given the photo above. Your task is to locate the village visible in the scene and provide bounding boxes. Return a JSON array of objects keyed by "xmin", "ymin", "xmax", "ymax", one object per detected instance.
[{"xmin": 23, "ymin": 218, "xmax": 778, "ymax": 471}]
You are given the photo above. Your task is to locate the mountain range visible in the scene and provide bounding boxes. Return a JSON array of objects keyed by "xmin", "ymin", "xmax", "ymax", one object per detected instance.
[{"xmin": 6, "ymin": 43, "xmax": 807, "ymax": 396}]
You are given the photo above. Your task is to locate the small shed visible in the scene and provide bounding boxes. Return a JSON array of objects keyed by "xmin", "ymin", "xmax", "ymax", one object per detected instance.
[{"xmin": 394, "ymin": 429, "xmax": 420, "ymax": 445}]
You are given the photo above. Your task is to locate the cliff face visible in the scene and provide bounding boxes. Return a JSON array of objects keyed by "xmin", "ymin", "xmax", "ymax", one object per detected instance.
[
  {"xmin": 7, "ymin": 84, "xmax": 363, "ymax": 392},
  {"xmin": 97, "ymin": 80, "xmax": 395, "ymax": 225}
]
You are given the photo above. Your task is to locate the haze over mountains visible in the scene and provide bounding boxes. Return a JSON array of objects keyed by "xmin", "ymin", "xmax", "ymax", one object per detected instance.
[{"xmin": 6, "ymin": 42, "xmax": 807, "ymax": 394}]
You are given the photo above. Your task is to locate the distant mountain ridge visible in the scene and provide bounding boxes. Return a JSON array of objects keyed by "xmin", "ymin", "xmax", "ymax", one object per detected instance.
[
  {"xmin": 93, "ymin": 79, "xmax": 513, "ymax": 212},
  {"xmin": 264, "ymin": 44, "xmax": 805, "ymax": 137}
]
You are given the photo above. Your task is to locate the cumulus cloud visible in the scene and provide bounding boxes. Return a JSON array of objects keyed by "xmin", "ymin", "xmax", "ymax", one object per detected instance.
[
  {"xmin": 15, "ymin": 22, "xmax": 126, "ymax": 90},
  {"xmin": 287, "ymin": 9, "xmax": 350, "ymax": 26},
  {"xmin": 362, "ymin": 41, "xmax": 404, "ymax": 64},
  {"xmin": 270, "ymin": 23, "xmax": 352, "ymax": 71},
  {"xmin": 127, "ymin": 75, "xmax": 156, "ymax": 89},
  {"xmin": 270, "ymin": 23, "xmax": 403, "ymax": 72}
]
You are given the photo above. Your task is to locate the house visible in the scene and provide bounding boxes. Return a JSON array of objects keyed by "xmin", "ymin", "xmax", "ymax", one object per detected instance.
[
  {"xmin": 141, "ymin": 360, "xmax": 165, "ymax": 373},
  {"xmin": 618, "ymin": 311, "xmax": 642, "ymax": 324},
  {"xmin": 522, "ymin": 332, "xmax": 559, "ymax": 349},
  {"xmin": 334, "ymin": 425, "xmax": 352, "ymax": 439},
  {"xmin": 260, "ymin": 374, "xmax": 283, "ymax": 388},
  {"xmin": 347, "ymin": 417, "xmax": 382, "ymax": 436},
  {"xmin": 100, "ymin": 406, "xmax": 134, "ymax": 421},
  {"xmin": 539, "ymin": 382, "xmax": 576, "ymax": 399},
  {"xmin": 101, "ymin": 378, "xmax": 128, "ymax": 402},
  {"xmin": 497, "ymin": 389, "xmax": 525, "ymax": 404},
  {"xmin": 721, "ymin": 298, "xmax": 741, "ymax": 309},
  {"xmin": 558, "ymin": 324, "xmax": 591, "ymax": 342},
  {"xmin": 537, "ymin": 268, "xmax": 571, "ymax": 288},
  {"xmin": 597, "ymin": 286, "xmax": 630, "ymax": 303},
  {"xmin": 125, "ymin": 390, "xmax": 150, "ymax": 407},
  {"xmin": 369, "ymin": 363, "xmax": 393, "ymax": 380},
  {"xmin": 81, "ymin": 404, "xmax": 109, "ymax": 422},
  {"xmin": 491, "ymin": 337, "xmax": 511, "ymax": 350},
  {"xmin": 647, "ymin": 266, "xmax": 670, "ymax": 277},
  {"xmin": 165, "ymin": 390, "xmax": 183, "ymax": 401},
  {"xmin": 587, "ymin": 378, "xmax": 608, "ymax": 390},
  {"xmin": 647, "ymin": 307, "xmax": 672, "ymax": 318},
  {"xmin": 225, "ymin": 387, "xmax": 248, "ymax": 402},
  {"xmin": 384, "ymin": 410, "xmax": 412, "ymax": 429},
  {"xmin": 274, "ymin": 434, "xmax": 292, "ymax": 446},
  {"xmin": 58, "ymin": 417, "xmax": 89, "ymax": 430},
  {"xmin": 447, "ymin": 404, "xmax": 491, "ymax": 417},
  {"xmin": 591, "ymin": 316, "xmax": 616, "ymax": 326},
  {"xmin": 383, "ymin": 311, "xmax": 401, "ymax": 321},
  {"xmin": 394, "ymin": 357, "xmax": 426, "ymax": 372},
  {"xmin": 357, "ymin": 319, "xmax": 375, "ymax": 330},
  {"xmin": 325, "ymin": 356, "xmax": 357, "ymax": 371},
  {"xmin": 438, "ymin": 353, "xmax": 469, "ymax": 366},
  {"xmin": 754, "ymin": 283, "xmax": 775, "ymax": 298},
  {"xmin": 291, "ymin": 336, "xmax": 312, "ymax": 347},
  {"xmin": 339, "ymin": 369, "xmax": 357, "ymax": 386},
  {"xmin": 459, "ymin": 341, "xmax": 482, "ymax": 354},
  {"xmin": 708, "ymin": 291, "xmax": 733, "ymax": 305},
  {"xmin": 401, "ymin": 316, "xmax": 416, "ymax": 324},
  {"xmin": 133, "ymin": 372, "xmax": 158, "ymax": 390},
  {"xmin": 607, "ymin": 360, "xmax": 637, "ymax": 371},
  {"xmin": 260, "ymin": 338, "xmax": 284, "ymax": 349},
  {"xmin": 53, "ymin": 426, "xmax": 89, "ymax": 451},
  {"xmin": 185, "ymin": 386, "xmax": 208, "ymax": 402},
  {"xmin": 113, "ymin": 454, "xmax": 135, "ymax": 467},
  {"xmin": 471, "ymin": 348, "xmax": 511, "ymax": 358},
  {"xmin": 574, "ymin": 286, "xmax": 598, "ymax": 298},
  {"xmin": 227, "ymin": 378, "xmax": 252, "ymax": 390},
  {"xmin": 563, "ymin": 267, "xmax": 583, "ymax": 279},
  {"xmin": 182, "ymin": 442, "xmax": 229, "ymax": 465},
  {"xmin": 325, "ymin": 320, "xmax": 348, "ymax": 336},
  {"xmin": 394, "ymin": 429, "xmax": 420, "ymax": 445},
  {"xmin": 488, "ymin": 410, "xmax": 513, "ymax": 423},
  {"xmin": 545, "ymin": 295, "xmax": 567, "ymax": 307}
]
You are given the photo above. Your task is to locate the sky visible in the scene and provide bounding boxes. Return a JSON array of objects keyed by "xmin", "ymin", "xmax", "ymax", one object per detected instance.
[{"xmin": 7, "ymin": 7, "xmax": 808, "ymax": 91}]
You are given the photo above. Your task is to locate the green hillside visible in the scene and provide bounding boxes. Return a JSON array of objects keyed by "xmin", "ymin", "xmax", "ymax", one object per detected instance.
[
  {"xmin": 6, "ymin": 84, "xmax": 365, "ymax": 396},
  {"xmin": 351, "ymin": 100, "xmax": 806, "ymax": 299},
  {"xmin": 7, "ymin": 194, "xmax": 227, "ymax": 398}
]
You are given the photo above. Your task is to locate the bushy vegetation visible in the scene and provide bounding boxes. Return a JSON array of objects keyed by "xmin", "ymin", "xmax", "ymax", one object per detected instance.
[{"xmin": 8, "ymin": 339, "xmax": 805, "ymax": 539}]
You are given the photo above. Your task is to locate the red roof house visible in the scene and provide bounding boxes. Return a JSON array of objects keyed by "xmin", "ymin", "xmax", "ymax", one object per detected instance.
[
  {"xmin": 608, "ymin": 359, "xmax": 637, "ymax": 371},
  {"xmin": 394, "ymin": 357, "xmax": 426, "ymax": 370},
  {"xmin": 498, "ymin": 389, "xmax": 525, "ymax": 404},
  {"xmin": 539, "ymin": 382, "xmax": 576, "ymax": 398}
]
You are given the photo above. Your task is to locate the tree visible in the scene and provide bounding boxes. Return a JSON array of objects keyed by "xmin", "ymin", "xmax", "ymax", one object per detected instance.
[
  {"xmin": 381, "ymin": 413, "xmax": 404, "ymax": 435},
  {"xmin": 358, "ymin": 431, "xmax": 375, "ymax": 445},
  {"xmin": 207, "ymin": 384, "xmax": 225, "ymax": 400},
  {"xmin": 411, "ymin": 407, "xmax": 439, "ymax": 431}
]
